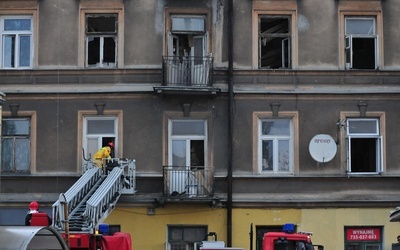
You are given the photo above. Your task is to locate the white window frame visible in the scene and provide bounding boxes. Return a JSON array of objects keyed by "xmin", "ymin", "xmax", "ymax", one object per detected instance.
[
  {"xmin": 168, "ymin": 119, "xmax": 208, "ymax": 167},
  {"xmin": 0, "ymin": 16, "xmax": 33, "ymax": 69},
  {"xmin": 82, "ymin": 116, "xmax": 118, "ymax": 161},
  {"xmin": 346, "ymin": 118, "xmax": 383, "ymax": 175},
  {"xmin": 257, "ymin": 118, "xmax": 294, "ymax": 174},
  {"xmin": 344, "ymin": 16, "xmax": 378, "ymax": 70},
  {"xmin": 338, "ymin": 0, "xmax": 383, "ymax": 70},
  {"xmin": 253, "ymin": 111, "xmax": 299, "ymax": 175}
]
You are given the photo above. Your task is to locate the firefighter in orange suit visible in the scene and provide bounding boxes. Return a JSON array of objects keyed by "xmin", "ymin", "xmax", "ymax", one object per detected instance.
[{"xmin": 93, "ymin": 142, "xmax": 114, "ymax": 167}]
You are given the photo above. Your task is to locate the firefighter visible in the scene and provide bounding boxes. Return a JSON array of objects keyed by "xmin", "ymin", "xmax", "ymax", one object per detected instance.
[
  {"xmin": 93, "ymin": 142, "xmax": 114, "ymax": 167},
  {"xmin": 25, "ymin": 201, "xmax": 52, "ymax": 226}
]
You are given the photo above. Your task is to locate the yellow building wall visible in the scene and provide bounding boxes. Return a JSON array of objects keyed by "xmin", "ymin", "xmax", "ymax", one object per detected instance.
[
  {"xmin": 105, "ymin": 204, "xmax": 227, "ymax": 250},
  {"xmin": 105, "ymin": 206, "xmax": 400, "ymax": 250}
]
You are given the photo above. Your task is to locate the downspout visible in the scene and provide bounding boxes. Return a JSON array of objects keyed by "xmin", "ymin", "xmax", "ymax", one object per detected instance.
[{"xmin": 227, "ymin": 0, "xmax": 234, "ymax": 247}]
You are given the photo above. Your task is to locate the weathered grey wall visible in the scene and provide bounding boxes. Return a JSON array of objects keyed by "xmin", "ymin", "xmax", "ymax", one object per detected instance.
[
  {"xmin": 297, "ymin": 0, "xmax": 338, "ymax": 69},
  {"xmin": 38, "ymin": 0, "xmax": 79, "ymax": 67}
]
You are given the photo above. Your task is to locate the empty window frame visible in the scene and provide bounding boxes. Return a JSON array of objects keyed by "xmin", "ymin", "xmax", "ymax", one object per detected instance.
[
  {"xmin": 346, "ymin": 118, "xmax": 382, "ymax": 174},
  {"xmin": 1, "ymin": 118, "xmax": 31, "ymax": 173},
  {"xmin": 166, "ymin": 225, "xmax": 207, "ymax": 250},
  {"xmin": 0, "ymin": 16, "xmax": 33, "ymax": 69},
  {"xmin": 345, "ymin": 17, "xmax": 378, "ymax": 70},
  {"xmin": 258, "ymin": 119, "xmax": 293, "ymax": 173},
  {"xmin": 86, "ymin": 14, "xmax": 117, "ymax": 68},
  {"xmin": 258, "ymin": 15, "xmax": 291, "ymax": 69}
]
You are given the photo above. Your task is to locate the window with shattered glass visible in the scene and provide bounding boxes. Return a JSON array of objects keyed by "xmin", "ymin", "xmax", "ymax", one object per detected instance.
[
  {"xmin": 86, "ymin": 14, "xmax": 117, "ymax": 68},
  {"xmin": 259, "ymin": 16, "xmax": 291, "ymax": 69}
]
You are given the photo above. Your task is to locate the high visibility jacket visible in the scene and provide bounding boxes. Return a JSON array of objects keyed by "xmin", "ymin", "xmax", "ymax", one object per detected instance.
[{"xmin": 94, "ymin": 146, "xmax": 112, "ymax": 160}]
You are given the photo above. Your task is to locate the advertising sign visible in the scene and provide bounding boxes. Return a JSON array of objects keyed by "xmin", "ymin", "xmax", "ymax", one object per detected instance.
[{"xmin": 346, "ymin": 228, "xmax": 381, "ymax": 241}]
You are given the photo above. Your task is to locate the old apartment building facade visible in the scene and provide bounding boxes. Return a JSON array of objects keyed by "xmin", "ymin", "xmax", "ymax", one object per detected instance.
[{"xmin": 1, "ymin": 0, "xmax": 400, "ymax": 249}]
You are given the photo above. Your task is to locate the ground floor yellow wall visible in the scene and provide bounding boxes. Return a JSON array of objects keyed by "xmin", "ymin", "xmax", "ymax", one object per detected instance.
[{"xmin": 105, "ymin": 205, "xmax": 400, "ymax": 250}]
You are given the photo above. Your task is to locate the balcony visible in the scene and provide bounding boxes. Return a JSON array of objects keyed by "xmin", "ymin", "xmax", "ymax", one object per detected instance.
[
  {"xmin": 162, "ymin": 166, "xmax": 215, "ymax": 199},
  {"xmin": 155, "ymin": 56, "xmax": 220, "ymax": 95}
]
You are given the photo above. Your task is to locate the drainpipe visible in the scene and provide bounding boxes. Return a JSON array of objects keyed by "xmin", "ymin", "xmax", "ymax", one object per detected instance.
[{"xmin": 227, "ymin": 0, "xmax": 234, "ymax": 247}]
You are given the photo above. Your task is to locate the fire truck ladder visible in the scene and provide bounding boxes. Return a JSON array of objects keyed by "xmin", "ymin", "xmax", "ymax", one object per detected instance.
[{"xmin": 52, "ymin": 158, "xmax": 136, "ymax": 233}]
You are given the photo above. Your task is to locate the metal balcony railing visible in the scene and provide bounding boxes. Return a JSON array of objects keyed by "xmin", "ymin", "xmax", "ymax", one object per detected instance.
[
  {"xmin": 162, "ymin": 56, "xmax": 213, "ymax": 87},
  {"xmin": 163, "ymin": 166, "xmax": 215, "ymax": 197}
]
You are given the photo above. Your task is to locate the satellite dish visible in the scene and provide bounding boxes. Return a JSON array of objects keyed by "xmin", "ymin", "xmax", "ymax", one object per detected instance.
[{"xmin": 309, "ymin": 134, "xmax": 337, "ymax": 163}]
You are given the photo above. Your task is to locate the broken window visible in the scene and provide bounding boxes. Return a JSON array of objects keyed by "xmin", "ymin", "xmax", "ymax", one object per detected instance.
[
  {"xmin": 258, "ymin": 16, "xmax": 291, "ymax": 69},
  {"xmin": 86, "ymin": 14, "xmax": 117, "ymax": 68},
  {"xmin": 166, "ymin": 15, "xmax": 210, "ymax": 86},
  {"xmin": 345, "ymin": 17, "xmax": 377, "ymax": 69},
  {"xmin": 1, "ymin": 16, "xmax": 33, "ymax": 68}
]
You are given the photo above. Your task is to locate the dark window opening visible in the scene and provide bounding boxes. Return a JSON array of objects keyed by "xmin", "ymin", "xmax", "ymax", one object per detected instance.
[
  {"xmin": 103, "ymin": 37, "xmax": 116, "ymax": 63},
  {"xmin": 352, "ymin": 37, "xmax": 375, "ymax": 69},
  {"xmin": 87, "ymin": 37, "xmax": 100, "ymax": 65},
  {"xmin": 259, "ymin": 16, "xmax": 291, "ymax": 69},
  {"xmin": 190, "ymin": 140, "xmax": 204, "ymax": 167},
  {"xmin": 86, "ymin": 15, "xmax": 117, "ymax": 33},
  {"xmin": 350, "ymin": 138, "xmax": 377, "ymax": 172},
  {"xmin": 86, "ymin": 14, "xmax": 117, "ymax": 68}
]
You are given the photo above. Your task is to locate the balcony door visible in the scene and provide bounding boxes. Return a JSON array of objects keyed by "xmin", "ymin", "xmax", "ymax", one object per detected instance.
[
  {"xmin": 167, "ymin": 15, "xmax": 208, "ymax": 86},
  {"xmin": 168, "ymin": 119, "xmax": 207, "ymax": 194}
]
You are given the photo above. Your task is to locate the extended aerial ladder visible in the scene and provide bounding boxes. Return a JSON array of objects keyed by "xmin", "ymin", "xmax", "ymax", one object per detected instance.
[{"xmin": 51, "ymin": 158, "xmax": 136, "ymax": 249}]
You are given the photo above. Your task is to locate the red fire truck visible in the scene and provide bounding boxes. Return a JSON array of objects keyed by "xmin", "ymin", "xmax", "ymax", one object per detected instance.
[{"xmin": 262, "ymin": 223, "xmax": 324, "ymax": 250}]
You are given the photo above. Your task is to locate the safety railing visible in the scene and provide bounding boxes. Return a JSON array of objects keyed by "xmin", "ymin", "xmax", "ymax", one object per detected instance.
[
  {"xmin": 104, "ymin": 158, "xmax": 136, "ymax": 194},
  {"xmin": 162, "ymin": 56, "xmax": 213, "ymax": 87},
  {"xmin": 163, "ymin": 166, "xmax": 214, "ymax": 197}
]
